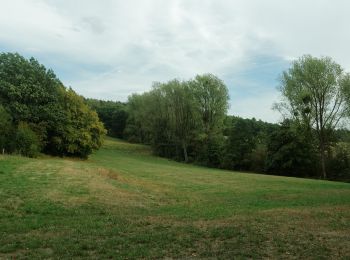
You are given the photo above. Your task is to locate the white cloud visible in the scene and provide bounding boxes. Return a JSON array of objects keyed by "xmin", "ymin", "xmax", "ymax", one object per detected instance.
[{"xmin": 0, "ymin": 0, "xmax": 350, "ymax": 122}]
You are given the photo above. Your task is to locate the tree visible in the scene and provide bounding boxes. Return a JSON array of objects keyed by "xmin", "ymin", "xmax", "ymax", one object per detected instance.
[
  {"xmin": 0, "ymin": 53, "xmax": 62, "ymax": 125},
  {"xmin": 0, "ymin": 105, "xmax": 12, "ymax": 154},
  {"xmin": 328, "ymin": 142, "xmax": 350, "ymax": 181},
  {"xmin": 221, "ymin": 116, "xmax": 277, "ymax": 171},
  {"xmin": 48, "ymin": 88, "xmax": 106, "ymax": 158},
  {"xmin": 0, "ymin": 52, "xmax": 106, "ymax": 158},
  {"xmin": 86, "ymin": 99, "xmax": 128, "ymax": 138},
  {"xmin": 162, "ymin": 80, "xmax": 198, "ymax": 162},
  {"xmin": 222, "ymin": 117, "xmax": 258, "ymax": 170},
  {"xmin": 128, "ymin": 80, "xmax": 198, "ymax": 162},
  {"xmin": 15, "ymin": 122, "xmax": 40, "ymax": 158},
  {"xmin": 125, "ymin": 93, "xmax": 154, "ymax": 144},
  {"xmin": 276, "ymin": 55, "xmax": 350, "ymax": 178},
  {"xmin": 190, "ymin": 74, "xmax": 229, "ymax": 135},
  {"xmin": 124, "ymin": 74, "xmax": 228, "ymax": 164},
  {"xmin": 189, "ymin": 74, "xmax": 229, "ymax": 164},
  {"xmin": 266, "ymin": 120, "xmax": 317, "ymax": 177}
]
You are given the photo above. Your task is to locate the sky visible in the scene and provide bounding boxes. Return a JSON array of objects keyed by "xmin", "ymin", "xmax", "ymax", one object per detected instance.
[{"xmin": 1, "ymin": 0, "xmax": 350, "ymax": 122}]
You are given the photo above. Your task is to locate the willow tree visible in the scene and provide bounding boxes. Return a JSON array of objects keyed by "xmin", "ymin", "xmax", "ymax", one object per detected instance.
[
  {"xmin": 277, "ymin": 55, "xmax": 350, "ymax": 179},
  {"xmin": 190, "ymin": 74, "xmax": 229, "ymax": 136},
  {"xmin": 164, "ymin": 80, "xmax": 197, "ymax": 162}
]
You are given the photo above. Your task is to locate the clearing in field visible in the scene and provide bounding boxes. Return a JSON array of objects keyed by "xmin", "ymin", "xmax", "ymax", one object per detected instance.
[{"xmin": 0, "ymin": 137, "xmax": 349, "ymax": 258}]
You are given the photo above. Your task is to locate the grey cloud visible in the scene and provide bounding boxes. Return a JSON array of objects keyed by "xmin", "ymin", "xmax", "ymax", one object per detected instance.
[
  {"xmin": 0, "ymin": 0, "xmax": 349, "ymax": 122},
  {"xmin": 81, "ymin": 16, "xmax": 105, "ymax": 34}
]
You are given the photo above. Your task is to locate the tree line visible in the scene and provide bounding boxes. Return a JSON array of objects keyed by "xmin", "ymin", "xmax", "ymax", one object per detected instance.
[
  {"xmin": 88, "ymin": 56, "xmax": 350, "ymax": 181},
  {"xmin": 1, "ymin": 52, "xmax": 350, "ymax": 181}
]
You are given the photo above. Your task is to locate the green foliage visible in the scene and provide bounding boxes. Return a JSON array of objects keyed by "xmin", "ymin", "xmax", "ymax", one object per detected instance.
[
  {"xmin": 125, "ymin": 74, "xmax": 229, "ymax": 164},
  {"xmin": 189, "ymin": 74, "xmax": 229, "ymax": 165},
  {"xmin": 0, "ymin": 53, "xmax": 62, "ymax": 125},
  {"xmin": 249, "ymin": 144, "xmax": 268, "ymax": 173},
  {"xmin": 86, "ymin": 99, "xmax": 128, "ymax": 138},
  {"xmin": 222, "ymin": 117, "xmax": 257, "ymax": 170},
  {"xmin": 48, "ymin": 88, "xmax": 106, "ymax": 158},
  {"xmin": 0, "ymin": 52, "xmax": 106, "ymax": 158},
  {"xmin": 0, "ymin": 105, "xmax": 13, "ymax": 153},
  {"xmin": 135, "ymin": 79, "xmax": 199, "ymax": 161},
  {"xmin": 277, "ymin": 55, "xmax": 350, "ymax": 178},
  {"xmin": 15, "ymin": 122, "xmax": 40, "ymax": 157},
  {"xmin": 222, "ymin": 116, "xmax": 275, "ymax": 171},
  {"xmin": 160, "ymin": 80, "xmax": 198, "ymax": 162},
  {"xmin": 190, "ymin": 74, "xmax": 229, "ymax": 134},
  {"xmin": 194, "ymin": 134, "xmax": 225, "ymax": 167},
  {"xmin": 124, "ymin": 93, "xmax": 154, "ymax": 144},
  {"xmin": 328, "ymin": 142, "xmax": 350, "ymax": 181},
  {"xmin": 266, "ymin": 120, "xmax": 318, "ymax": 177},
  {"xmin": 3, "ymin": 51, "xmax": 350, "ymax": 181}
]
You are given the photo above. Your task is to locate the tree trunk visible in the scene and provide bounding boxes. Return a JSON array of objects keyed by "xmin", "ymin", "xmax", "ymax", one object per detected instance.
[
  {"xmin": 182, "ymin": 142, "xmax": 188, "ymax": 163},
  {"xmin": 319, "ymin": 143, "xmax": 327, "ymax": 179}
]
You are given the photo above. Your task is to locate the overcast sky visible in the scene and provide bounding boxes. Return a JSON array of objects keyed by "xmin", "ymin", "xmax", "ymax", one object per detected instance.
[{"xmin": 1, "ymin": 0, "xmax": 350, "ymax": 122}]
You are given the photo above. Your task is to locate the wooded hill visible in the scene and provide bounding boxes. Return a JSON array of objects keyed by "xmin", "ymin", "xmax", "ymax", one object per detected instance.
[{"xmin": 1, "ymin": 52, "xmax": 350, "ymax": 181}]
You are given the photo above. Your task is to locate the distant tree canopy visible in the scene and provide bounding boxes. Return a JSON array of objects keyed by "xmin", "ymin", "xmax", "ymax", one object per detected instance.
[
  {"xmin": 85, "ymin": 99, "xmax": 128, "ymax": 138},
  {"xmin": 222, "ymin": 116, "xmax": 277, "ymax": 172},
  {"xmin": 119, "ymin": 68, "xmax": 350, "ymax": 181},
  {"xmin": 125, "ymin": 74, "xmax": 229, "ymax": 164},
  {"xmin": 0, "ymin": 52, "xmax": 106, "ymax": 158}
]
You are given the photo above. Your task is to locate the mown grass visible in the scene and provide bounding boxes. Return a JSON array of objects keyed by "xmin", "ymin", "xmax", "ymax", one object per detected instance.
[{"xmin": 0, "ymin": 137, "xmax": 349, "ymax": 259}]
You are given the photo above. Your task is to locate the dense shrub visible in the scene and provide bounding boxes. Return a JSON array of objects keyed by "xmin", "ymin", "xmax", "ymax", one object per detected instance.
[
  {"xmin": 15, "ymin": 122, "xmax": 40, "ymax": 157},
  {"xmin": 328, "ymin": 143, "xmax": 350, "ymax": 181},
  {"xmin": 266, "ymin": 120, "xmax": 318, "ymax": 177},
  {"xmin": 249, "ymin": 144, "xmax": 268, "ymax": 173},
  {"xmin": 0, "ymin": 105, "xmax": 12, "ymax": 154}
]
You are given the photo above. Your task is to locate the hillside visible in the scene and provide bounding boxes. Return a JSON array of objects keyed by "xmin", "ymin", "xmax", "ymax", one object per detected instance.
[{"xmin": 1, "ymin": 137, "xmax": 350, "ymax": 259}]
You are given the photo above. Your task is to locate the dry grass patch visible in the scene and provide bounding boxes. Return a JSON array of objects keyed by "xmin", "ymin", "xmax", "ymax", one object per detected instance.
[
  {"xmin": 95, "ymin": 167, "xmax": 119, "ymax": 180},
  {"xmin": 51, "ymin": 161, "xmax": 150, "ymax": 208}
]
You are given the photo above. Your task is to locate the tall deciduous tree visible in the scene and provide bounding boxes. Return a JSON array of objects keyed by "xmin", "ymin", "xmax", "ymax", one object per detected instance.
[
  {"xmin": 125, "ymin": 75, "xmax": 229, "ymax": 163},
  {"xmin": 190, "ymin": 74, "xmax": 229, "ymax": 136},
  {"xmin": 189, "ymin": 74, "xmax": 229, "ymax": 164},
  {"xmin": 162, "ymin": 80, "xmax": 197, "ymax": 162},
  {"xmin": 276, "ymin": 55, "xmax": 350, "ymax": 178}
]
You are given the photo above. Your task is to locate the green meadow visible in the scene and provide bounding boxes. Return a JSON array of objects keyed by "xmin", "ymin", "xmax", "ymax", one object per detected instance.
[{"xmin": 1, "ymin": 137, "xmax": 349, "ymax": 259}]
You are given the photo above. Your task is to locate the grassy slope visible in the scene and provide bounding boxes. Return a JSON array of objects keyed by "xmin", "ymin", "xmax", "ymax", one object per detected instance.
[{"xmin": 0, "ymin": 137, "xmax": 349, "ymax": 259}]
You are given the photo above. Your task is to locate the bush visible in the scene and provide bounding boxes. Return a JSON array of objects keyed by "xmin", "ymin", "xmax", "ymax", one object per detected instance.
[
  {"xmin": 328, "ymin": 143, "xmax": 350, "ymax": 181},
  {"xmin": 266, "ymin": 120, "xmax": 318, "ymax": 177},
  {"xmin": 0, "ymin": 105, "xmax": 13, "ymax": 154},
  {"xmin": 15, "ymin": 122, "xmax": 40, "ymax": 157},
  {"xmin": 249, "ymin": 144, "xmax": 267, "ymax": 172}
]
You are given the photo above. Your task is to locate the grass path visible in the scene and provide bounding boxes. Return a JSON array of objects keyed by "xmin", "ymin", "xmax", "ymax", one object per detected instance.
[{"xmin": 0, "ymin": 137, "xmax": 349, "ymax": 258}]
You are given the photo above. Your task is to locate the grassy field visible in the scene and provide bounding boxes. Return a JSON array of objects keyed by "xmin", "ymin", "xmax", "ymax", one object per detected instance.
[{"xmin": 0, "ymin": 137, "xmax": 350, "ymax": 259}]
